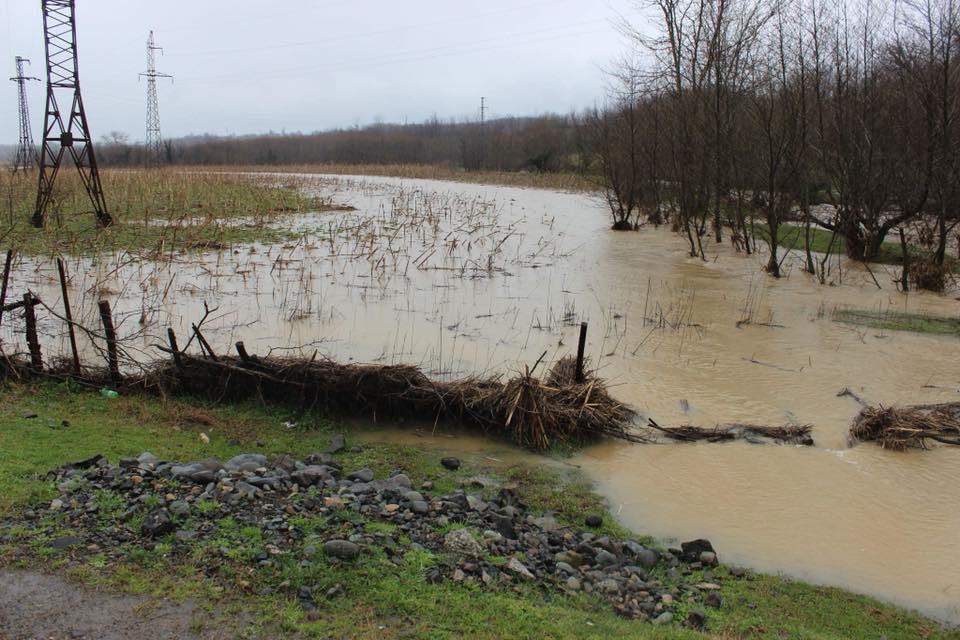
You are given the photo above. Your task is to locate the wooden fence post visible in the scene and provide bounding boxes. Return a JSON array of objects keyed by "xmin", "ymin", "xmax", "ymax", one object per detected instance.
[
  {"xmin": 98, "ymin": 300, "xmax": 120, "ymax": 385},
  {"xmin": 23, "ymin": 292, "xmax": 42, "ymax": 371},
  {"xmin": 167, "ymin": 328, "xmax": 184, "ymax": 371},
  {"xmin": 57, "ymin": 258, "xmax": 81, "ymax": 374},
  {"xmin": 575, "ymin": 322, "xmax": 588, "ymax": 383},
  {"xmin": 0, "ymin": 249, "xmax": 13, "ymax": 331}
]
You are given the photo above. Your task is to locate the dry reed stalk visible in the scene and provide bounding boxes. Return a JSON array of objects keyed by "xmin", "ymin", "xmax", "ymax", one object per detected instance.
[
  {"xmin": 850, "ymin": 403, "xmax": 960, "ymax": 450},
  {"xmin": 647, "ymin": 419, "xmax": 814, "ymax": 445}
]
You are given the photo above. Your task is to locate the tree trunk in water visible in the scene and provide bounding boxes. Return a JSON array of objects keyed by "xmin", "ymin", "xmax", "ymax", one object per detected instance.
[
  {"xmin": 766, "ymin": 211, "xmax": 781, "ymax": 278},
  {"xmin": 898, "ymin": 228, "xmax": 910, "ymax": 292}
]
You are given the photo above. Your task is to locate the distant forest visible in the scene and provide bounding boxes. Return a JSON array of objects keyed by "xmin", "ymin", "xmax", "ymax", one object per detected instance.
[{"xmin": 95, "ymin": 115, "xmax": 585, "ymax": 173}]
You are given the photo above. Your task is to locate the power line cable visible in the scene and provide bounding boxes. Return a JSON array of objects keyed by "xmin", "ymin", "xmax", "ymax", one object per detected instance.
[
  {"xmin": 168, "ymin": 0, "xmax": 576, "ymax": 57},
  {"xmin": 177, "ymin": 19, "xmax": 609, "ymax": 86}
]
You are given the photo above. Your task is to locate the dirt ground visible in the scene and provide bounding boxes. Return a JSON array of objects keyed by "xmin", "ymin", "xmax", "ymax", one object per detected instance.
[{"xmin": 0, "ymin": 570, "xmax": 227, "ymax": 640}]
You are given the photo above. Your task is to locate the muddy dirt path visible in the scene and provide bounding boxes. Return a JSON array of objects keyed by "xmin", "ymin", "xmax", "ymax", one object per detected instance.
[{"xmin": 0, "ymin": 570, "xmax": 225, "ymax": 640}]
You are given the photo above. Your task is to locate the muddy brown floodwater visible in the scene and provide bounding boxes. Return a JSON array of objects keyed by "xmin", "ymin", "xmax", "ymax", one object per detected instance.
[{"xmin": 3, "ymin": 174, "xmax": 958, "ymax": 622}]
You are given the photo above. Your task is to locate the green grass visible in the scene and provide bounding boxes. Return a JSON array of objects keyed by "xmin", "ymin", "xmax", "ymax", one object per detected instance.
[
  {"xmin": 833, "ymin": 308, "xmax": 960, "ymax": 337},
  {"xmin": 0, "ymin": 379, "xmax": 957, "ymax": 639},
  {"xmin": 753, "ymin": 223, "xmax": 902, "ymax": 264},
  {"xmin": 755, "ymin": 222, "xmax": 960, "ymax": 273},
  {"xmin": 0, "ymin": 169, "xmax": 347, "ymax": 256}
]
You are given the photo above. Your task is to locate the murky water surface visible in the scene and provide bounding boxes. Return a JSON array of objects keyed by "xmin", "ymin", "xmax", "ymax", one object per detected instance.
[{"xmin": 3, "ymin": 175, "xmax": 958, "ymax": 621}]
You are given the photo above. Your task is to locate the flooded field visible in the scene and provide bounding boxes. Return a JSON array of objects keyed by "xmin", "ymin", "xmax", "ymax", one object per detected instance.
[{"xmin": 3, "ymin": 174, "xmax": 958, "ymax": 622}]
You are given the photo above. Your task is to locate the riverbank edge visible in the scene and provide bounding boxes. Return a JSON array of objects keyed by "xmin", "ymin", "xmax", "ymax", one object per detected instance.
[{"xmin": 0, "ymin": 379, "xmax": 956, "ymax": 639}]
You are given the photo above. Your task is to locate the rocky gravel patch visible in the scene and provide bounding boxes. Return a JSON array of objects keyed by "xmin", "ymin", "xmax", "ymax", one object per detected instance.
[{"xmin": 0, "ymin": 445, "xmax": 746, "ymax": 628}]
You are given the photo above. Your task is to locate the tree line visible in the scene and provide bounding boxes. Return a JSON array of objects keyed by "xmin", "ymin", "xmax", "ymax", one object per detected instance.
[
  {"xmin": 96, "ymin": 115, "xmax": 585, "ymax": 174},
  {"xmin": 587, "ymin": 0, "xmax": 960, "ymax": 290}
]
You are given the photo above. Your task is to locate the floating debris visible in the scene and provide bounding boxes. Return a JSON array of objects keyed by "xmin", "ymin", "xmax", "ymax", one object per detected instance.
[{"xmin": 850, "ymin": 403, "xmax": 960, "ymax": 450}]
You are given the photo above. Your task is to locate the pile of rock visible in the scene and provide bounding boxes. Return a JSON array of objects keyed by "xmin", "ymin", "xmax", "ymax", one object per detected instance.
[{"xmin": 8, "ymin": 445, "xmax": 740, "ymax": 627}]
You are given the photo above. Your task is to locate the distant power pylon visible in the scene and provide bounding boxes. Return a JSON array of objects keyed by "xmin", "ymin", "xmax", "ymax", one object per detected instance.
[
  {"xmin": 33, "ymin": 0, "xmax": 111, "ymax": 228},
  {"xmin": 140, "ymin": 30, "xmax": 172, "ymax": 167},
  {"xmin": 9, "ymin": 56, "xmax": 41, "ymax": 173},
  {"xmin": 479, "ymin": 97, "xmax": 488, "ymax": 169}
]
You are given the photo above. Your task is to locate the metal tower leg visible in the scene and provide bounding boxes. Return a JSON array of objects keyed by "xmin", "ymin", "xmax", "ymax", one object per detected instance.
[{"xmin": 33, "ymin": 0, "xmax": 112, "ymax": 228}]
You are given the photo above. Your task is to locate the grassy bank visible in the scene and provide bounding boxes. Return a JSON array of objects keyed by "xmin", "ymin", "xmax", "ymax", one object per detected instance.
[
  {"xmin": 236, "ymin": 163, "xmax": 599, "ymax": 193},
  {"xmin": 0, "ymin": 380, "xmax": 955, "ymax": 639},
  {"xmin": 757, "ymin": 222, "xmax": 960, "ymax": 273},
  {"xmin": 834, "ymin": 308, "xmax": 960, "ymax": 337},
  {"xmin": 0, "ymin": 169, "xmax": 346, "ymax": 256},
  {"xmin": 753, "ymin": 223, "xmax": 901, "ymax": 264}
]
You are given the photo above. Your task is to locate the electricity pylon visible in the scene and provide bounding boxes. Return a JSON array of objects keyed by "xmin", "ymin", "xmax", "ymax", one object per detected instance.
[
  {"xmin": 10, "ymin": 56, "xmax": 40, "ymax": 173},
  {"xmin": 140, "ymin": 30, "xmax": 172, "ymax": 167},
  {"xmin": 33, "ymin": 0, "xmax": 112, "ymax": 228}
]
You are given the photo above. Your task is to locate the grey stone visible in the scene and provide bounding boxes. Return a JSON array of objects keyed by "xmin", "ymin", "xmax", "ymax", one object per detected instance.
[
  {"xmin": 224, "ymin": 454, "xmax": 268, "ymax": 473},
  {"xmin": 247, "ymin": 476, "xmax": 284, "ymax": 491},
  {"xmin": 594, "ymin": 536, "xmax": 616, "ymax": 553},
  {"xmin": 235, "ymin": 481, "xmax": 261, "ymax": 500},
  {"xmin": 49, "ymin": 536, "xmax": 81, "ymax": 549},
  {"xmin": 554, "ymin": 550, "xmax": 585, "ymax": 568},
  {"xmin": 305, "ymin": 452, "xmax": 335, "ymax": 466},
  {"xmin": 273, "ymin": 454, "xmax": 297, "ymax": 472},
  {"xmin": 705, "ymin": 592, "xmax": 722, "ymax": 608},
  {"xmin": 533, "ymin": 513, "xmax": 560, "ymax": 532},
  {"xmin": 466, "ymin": 495, "xmax": 487, "ymax": 511},
  {"xmin": 565, "ymin": 576, "xmax": 581, "ymax": 591},
  {"xmin": 598, "ymin": 578, "xmax": 620, "ymax": 594},
  {"xmin": 174, "ymin": 530, "xmax": 197, "ymax": 543},
  {"xmin": 323, "ymin": 539, "xmax": 360, "ymax": 560},
  {"xmin": 170, "ymin": 458, "xmax": 223, "ymax": 483},
  {"xmin": 346, "ymin": 468, "xmax": 374, "ymax": 483},
  {"xmin": 403, "ymin": 491, "xmax": 424, "ymax": 503},
  {"xmin": 141, "ymin": 510, "xmax": 174, "ymax": 538},
  {"xmin": 440, "ymin": 457, "xmax": 460, "ymax": 470},
  {"xmin": 292, "ymin": 465, "xmax": 335, "ymax": 487},
  {"xmin": 461, "ymin": 475, "xmax": 499, "ymax": 489},
  {"xmin": 506, "ymin": 557, "xmax": 534, "ymax": 579},
  {"xmin": 137, "ymin": 452, "xmax": 160, "ymax": 470},
  {"xmin": 411, "ymin": 500, "xmax": 429, "ymax": 514},
  {"xmin": 168, "ymin": 500, "xmax": 191, "ymax": 517},
  {"xmin": 680, "ymin": 538, "xmax": 715, "ymax": 562},
  {"xmin": 386, "ymin": 473, "xmax": 412, "ymax": 489},
  {"xmin": 349, "ymin": 482, "xmax": 374, "ymax": 495},
  {"xmin": 595, "ymin": 549, "xmax": 618, "ymax": 567},
  {"xmin": 637, "ymin": 548, "xmax": 659, "ymax": 569},
  {"xmin": 555, "ymin": 561, "xmax": 576, "ymax": 575},
  {"xmin": 492, "ymin": 513, "xmax": 516, "ymax": 539},
  {"xmin": 653, "ymin": 612, "xmax": 673, "ymax": 625},
  {"xmin": 687, "ymin": 610, "xmax": 707, "ymax": 629},
  {"xmin": 328, "ymin": 434, "xmax": 346, "ymax": 454},
  {"xmin": 443, "ymin": 528, "xmax": 483, "ymax": 557},
  {"xmin": 585, "ymin": 514, "xmax": 603, "ymax": 528},
  {"xmin": 699, "ymin": 551, "xmax": 718, "ymax": 566}
]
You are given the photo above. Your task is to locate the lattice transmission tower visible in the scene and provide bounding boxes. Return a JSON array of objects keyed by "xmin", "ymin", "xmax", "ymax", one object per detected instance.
[
  {"xmin": 140, "ymin": 31, "xmax": 172, "ymax": 167},
  {"xmin": 10, "ymin": 56, "xmax": 41, "ymax": 173},
  {"xmin": 33, "ymin": 0, "xmax": 112, "ymax": 228}
]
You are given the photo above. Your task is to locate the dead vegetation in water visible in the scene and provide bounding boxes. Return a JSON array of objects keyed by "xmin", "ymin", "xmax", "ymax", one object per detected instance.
[
  {"xmin": 127, "ymin": 352, "xmax": 640, "ymax": 451},
  {"xmin": 237, "ymin": 163, "xmax": 598, "ymax": 192},
  {"xmin": 647, "ymin": 418, "xmax": 814, "ymax": 446},
  {"xmin": 850, "ymin": 403, "xmax": 960, "ymax": 450},
  {"xmin": 0, "ymin": 169, "xmax": 345, "ymax": 256}
]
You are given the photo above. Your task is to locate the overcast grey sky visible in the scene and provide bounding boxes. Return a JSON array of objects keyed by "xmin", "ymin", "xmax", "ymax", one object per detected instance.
[{"xmin": 1, "ymin": 0, "xmax": 639, "ymax": 145}]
